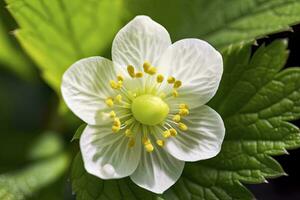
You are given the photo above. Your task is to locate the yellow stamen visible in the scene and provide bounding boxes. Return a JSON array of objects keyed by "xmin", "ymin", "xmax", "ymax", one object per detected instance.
[
  {"xmin": 179, "ymin": 108, "xmax": 189, "ymax": 116},
  {"xmin": 113, "ymin": 117, "xmax": 121, "ymax": 127},
  {"xmin": 112, "ymin": 125, "xmax": 120, "ymax": 133},
  {"xmin": 179, "ymin": 103, "xmax": 189, "ymax": 109},
  {"xmin": 178, "ymin": 122, "xmax": 188, "ymax": 131},
  {"xmin": 172, "ymin": 114, "xmax": 181, "ymax": 122},
  {"xmin": 156, "ymin": 140, "xmax": 165, "ymax": 147},
  {"xmin": 170, "ymin": 128, "xmax": 177, "ymax": 136},
  {"xmin": 143, "ymin": 62, "xmax": 151, "ymax": 72},
  {"xmin": 156, "ymin": 74, "xmax": 164, "ymax": 83},
  {"xmin": 125, "ymin": 129, "xmax": 132, "ymax": 137},
  {"xmin": 127, "ymin": 65, "xmax": 136, "ymax": 78},
  {"xmin": 172, "ymin": 89, "xmax": 179, "ymax": 97},
  {"xmin": 115, "ymin": 94, "xmax": 122, "ymax": 103},
  {"xmin": 135, "ymin": 72, "xmax": 144, "ymax": 78},
  {"xmin": 143, "ymin": 139, "xmax": 154, "ymax": 152},
  {"xmin": 105, "ymin": 97, "xmax": 114, "ymax": 107},
  {"xmin": 163, "ymin": 130, "xmax": 171, "ymax": 138},
  {"xmin": 147, "ymin": 67, "xmax": 157, "ymax": 75},
  {"xmin": 109, "ymin": 111, "xmax": 116, "ymax": 118},
  {"xmin": 128, "ymin": 138, "xmax": 135, "ymax": 147},
  {"xmin": 110, "ymin": 80, "xmax": 120, "ymax": 89},
  {"xmin": 117, "ymin": 75, "xmax": 124, "ymax": 82},
  {"xmin": 174, "ymin": 80, "xmax": 182, "ymax": 88},
  {"xmin": 167, "ymin": 76, "xmax": 175, "ymax": 84}
]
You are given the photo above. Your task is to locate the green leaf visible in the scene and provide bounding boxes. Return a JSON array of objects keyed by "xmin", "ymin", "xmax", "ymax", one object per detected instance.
[
  {"xmin": 0, "ymin": 132, "xmax": 70, "ymax": 200},
  {"xmin": 71, "ymin": 124, "xmax": 86, "ymax": 142},
  {"xmin": 6, "ymin": 0, "xmax": 123, "ymax": 93},
  {"xmin": 71, "ymin": 153, "xmax": 161, "ymax": 200},
  {"xmin": 126, "ymin": 0, "xmax": 300, "ymax": 49},
  {"xmin": 163, "ymin": 40, "xmax": 300, "ymax": 199},
  {"xmin": 0, "ymin": 1, "xmax": 35, "ymax": 80}
]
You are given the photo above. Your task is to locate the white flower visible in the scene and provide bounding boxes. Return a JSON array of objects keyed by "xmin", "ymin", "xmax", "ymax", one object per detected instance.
[{"xmin": 61, "ymin": 15, "xmax": 225, "ymax": 194}]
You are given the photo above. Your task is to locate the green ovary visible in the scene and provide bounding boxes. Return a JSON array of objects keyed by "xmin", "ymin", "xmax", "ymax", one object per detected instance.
[{"xmin": 131, "ymin": 94, "xmax": 169, "ymax": 126}]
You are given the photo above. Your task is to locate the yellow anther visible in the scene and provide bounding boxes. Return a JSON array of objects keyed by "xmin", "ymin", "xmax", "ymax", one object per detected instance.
[
  {"xmin": 178, "ymin": 122, "xmax": 188, "ymax": 131},
  {"xmin": 170, "ymin": 128, "xmax": 177, "ymax": 136},
  {"xmin": 174, "ymin": 80, "xmax": 182, "ymax": 88},
  {"xmin": 112, "ymin": 125, "xmax": 120, "ymax": 133},
  {"xmin": 147, "ymin": 67, "xmax": 157, "ymax": 75},
  {"xmin": 144, "ymin": 142, "xmax": 154, "ymax": 152},
  {"xmin": 179, "ymin": 103, "xmax": 189, "ymax": 109},
  {"xmin": 167, "ymin": 76, "xmax": 176, "ymax": 84},
  {"xmin": 156, "ymin": 74, "xmax": 164, "ymax": 83},
  {"xmin": 110, "ymin": 80, "xmax": 119, "ymax": 89},
  {"xmin": 117, "ymin": 75, "xmax": 124, "ymax": 82},
  {"xmin": 128, "ymin": 138, "xmax": 135, "ymax": 148},
  {"xmin": 172, "ymin": 114, "xmax": 181, "ymax": 123},
  {"xmin": 163, "ymin": 130, "xmax": 171, "ymax": 138},
  {"xmin": 113, "ymin": 117, "xmax": 121, "ymax": 126},
  {"xmin": 117, "ymin": 80, "xmax": 123, "ymax": 88},
  {"xmin": 179, "ymin": 108, "xmax": 189, "ymax": 116},
  {"xmin": 143, "ymin": 62, "xmax": 151, "ymax": 72},
  {"xmin": 109, "ymin": 111, "xmax": 116, "ymax": 118},
  {"xmin": 105, "ymin": 97, "xmax": 114, "ymax": 107},
  {"xmin": 156, "ymin": 140, "xmax": 165, "ymax": 147},
  {"xmin": 135, "ymin": 72, "xmax": 144, "ymax": 78},
  {"xmin": 127, "ymin": 65, "xmax": 136, "ymax": 78},
  {"xmin": 172, "ymin": 89, "xmax": 179, "ymax": 97},
  {"xmin": 115, "ymin": 94, "xmax": 122, "ymax": 103},
  {"xmin": 125, "ymin": 129, "xmax": 133, "ymax": 137}
]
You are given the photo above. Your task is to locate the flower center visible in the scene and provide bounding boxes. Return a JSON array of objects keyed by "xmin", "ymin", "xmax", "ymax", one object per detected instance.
[{"xmin": 131, "ymin": 94, "xmax": 169, "ymax": 125}]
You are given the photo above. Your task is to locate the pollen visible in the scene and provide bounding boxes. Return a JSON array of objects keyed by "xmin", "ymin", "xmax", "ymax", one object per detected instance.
[
  {"xmin": 117, "ymin": 75, "xmax": 124, "ymax": 82},
  {"xmin": 179, "ymin": 103, "xmax": 189, "ymax": 109},
  {"xmin": 115, "ymin": 94, "xmax": 122, "ymax": 103},
  {"xmin": 172, "ymin": 89, "xmax": 179, "ymax": 97},
  {"xmin": 113, "ymin": 117, "xmax": 121, "ymax": 127},
  {"xmin": 125, "ymin": 129, "xmax": 132, "ymax": 137},
  {"xmin": 173, "ymin": 80, "xmax": 182, "ymax": 88},
  {"xmin": 127, "ymin": 65, "xmax": 136, "ymax": 78},
  {"xmin": 156, "ymin": 140, "xmax": 165, "ymax": 147},
  {"xmin": 143, "ymin": 138, "xmax": 154, "ymax": 152},
  {"xmin": 135, "ymin": 71, "xmax": 144, "ymax": 78},
  {"xmin": 109, "ymin": 111, "xmax": 116, "ymax": 118},
  {"xmin": 143, "ymin": 62, "xmax": 151, "ymax": 72},
  {"xmin": 167, "ymin": 76, "xmax": 175, "ymax": 84},
  {"xmin": 128, "ymin": 138, "xmax": 135, "ymax": 148},
  {"xmin": 178, "ymin": 122, "xmax": 188, "ymax": 131},
  {"xmin": 169, "ymin": 128, "xmax": 177, "ymax": 136},
  {"xmin": 105, "ymin": 97, "xmax": 114, "ymax": 107},
  {"xmin": 156, "ymin": 74, "xmax": 164, "ymax": 83},
  {"xmin": 172, "ymin": 114, "xmax": 181, "ymax": 122},
  {"xmin": 163, "ymin": 130, "xmax": 171, "ymax": 138},
  {"xmin": 179, "ymin": 108, "xmax": 189, "ymax": 116},
  {"xmin": 112, "ymin": 125, "xmax": 120, "ymax": 133},
  {"xmin": 147, "ymin": 67, "xmax": 157, "ymax": 75},
  {"xmin": 110, "ymin": 80, "xmax": 121, "ymax": 89}
]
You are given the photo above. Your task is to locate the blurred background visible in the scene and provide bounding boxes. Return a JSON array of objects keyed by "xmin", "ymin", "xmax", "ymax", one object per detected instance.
[{"xmin": 1, "ymin": 0, "xmax": 300, "ymax": 199}]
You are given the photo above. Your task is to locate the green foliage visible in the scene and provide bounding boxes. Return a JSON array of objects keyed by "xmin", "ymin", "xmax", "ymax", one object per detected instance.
[
  {"xmin": 127, "ymin": 0, "xmax": 300, "ymax": 49},
  {"xmin": 0, "ymin": 132, "xmax": 70, "ymax": 200},
  {"xmin": 70, "ymin": 40, "xmax": 300, "ymax": 200},
  {"xmin": 6, "ymin": 0, "xmax": 124, "ymax": 93},
  {"xmin": 0, "ymin": 1, "xmax": 35, "ymax": 80}
]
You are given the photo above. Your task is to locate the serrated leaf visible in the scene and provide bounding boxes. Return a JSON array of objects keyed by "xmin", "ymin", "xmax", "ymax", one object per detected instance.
[
  {"xmin": 0, "ymin": 132, "xmax": 69, "ymax": 200},
  {"xmin": 163, "ymin": 40, "xmax": 300, "ymax": 199},
  {"xmin": 127, "ymin": 0, "xmax": 300, "ymax": 49},
  {"xmin": 5, "ymin": 0, "xmax": 123, "ymax": 93},
  {"xmin": 71, "ymin": 153, "xmax": 161, "ymax": 200}
]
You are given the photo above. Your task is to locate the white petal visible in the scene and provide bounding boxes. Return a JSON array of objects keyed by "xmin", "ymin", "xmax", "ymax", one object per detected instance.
[
  {"xmin": 130, "ymin": 140, "xmax": 184, "ymax": 194},
  {"xmin": 158, "ymin": 39, "xmax": 223, "ymax": 108},
  {"xmin": 61, "ymin": 57, "xmax": 117, "ymax": 125},
  {"xmin": 112, "ymin": 15, "xmax": 171, "ymax": 71},
  {"xmin": 80, "ymin": 125, "xmax": 141, "ymax": 179},
  {"xmin": 165, "ymin": 105, "xmax": 225, "ymax": 162}
]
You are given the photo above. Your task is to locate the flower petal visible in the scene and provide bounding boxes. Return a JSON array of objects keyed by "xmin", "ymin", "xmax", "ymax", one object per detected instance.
[
  {"xmin": 112, "ymin": 15, "xmax": 171, "ymax": 71},
  {"xmin": 158, "ymin": 39, "xmax": 223, "ymax": 108},
  {"xmin": 61, "ymin": 57, "xmax": 117, "ymax": 125},
  {"xmin": 130, "ymin": 140, "xmax": 184, "ymax": 194},
  {"xmin": 80, "ymin": 125, "xmax": 141, "ymax": 179},
  {"xmin": 165, "ymin": 105, "xmax": 225, "ymax": 162}
]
